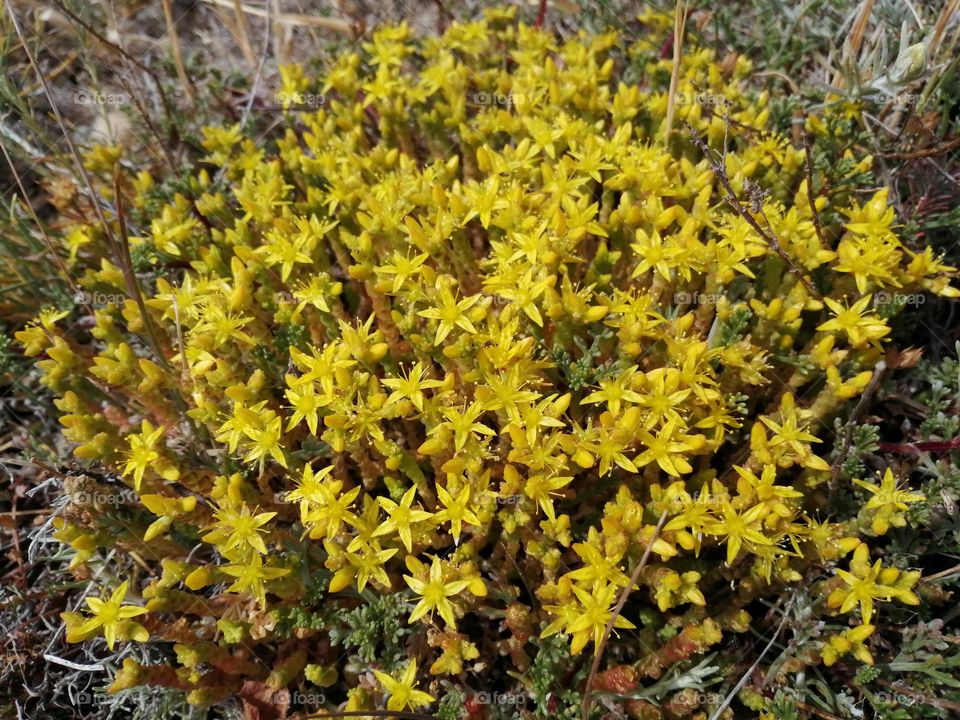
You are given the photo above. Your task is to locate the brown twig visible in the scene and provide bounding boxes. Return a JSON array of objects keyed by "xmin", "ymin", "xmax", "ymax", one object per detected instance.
[
  {"xmin": 688, "ymin": 124, "xmax": 822, "ymax": 299},
  {"xmin": 6, "ymin": 3, "xmax": 119, "ymax": 251},
  {"xmin": 929, "ymin": 0, "xmax": 959, "ymax": 58},
  {"xmin": 112, "ymin": 166, "xmax": 170, "ymax": 372},
  {"xmin": 535, "ymin": 0, "xmax": 548, "ymax": 28},
  {"xmin": 877, "ymin": 136, "xmax": 960, "ymax": 159},
  {"xmin": 664, "ymin": 0, "xmax": 688, "ymax": 142},
  {"xmin": 920, "ymin": 563, "xmax": 960, "ymax": 584},
  {"xmin": 160, "ymin": 0, "xmax": 195, "ymax": 103},
  {"xmin": 830, "ymin": 360, "xmax": 887, "ymax": 483},
  {"xmin": 803, "ymin": 132, "xmax": 827, "ymax": 247},
  {"xmin": 307, "ymin": 712, "xmax": 439, "ymax": 720},
  {"xmin": 0, "ymin": 133, "xmax": 91, "ymax": 315},
  {"xmin": 581, "ymin": 509, "xmax": 669, "ymax": 720},
  {"xmin": 51, "ymin": 0, "xmax": 180, "ymax": 144}
]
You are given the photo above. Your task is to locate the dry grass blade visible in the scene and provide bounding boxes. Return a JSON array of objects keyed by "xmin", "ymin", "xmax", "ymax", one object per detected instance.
[
  {"xmin": 307, "ymin": 712, "xmax": 439, "ymax": 719},
  {"xmin": 581, "ymin": 509, "xmax": 669, "ymax": 720},
  {"xmin": 708, "ymin": 593, "xmax": 796, "ymax": 720},
  {"xmin": 689, "ymin": 124, "xmax": 822, "ymax": 300},
  {"xmin": 7, "ymin": 3, "xmax": 117, "ymax": 251},
  {"xmin": 201, "ymin": 0, "xmax": 356, "ymax": 36},
  {"xmin": 829, "ymin": 360, "xmax": 887, "ymax": 484},
  {"xmin": 664, "ymin": 0, "xmax": 688, "ymax": 142},
  {"xmin": 160, "ymin": 0, "xmax": 195, "ymax": 103},
  {"xmin": 229, "ymin": 0, "xmax": 258, "ymax": 70},
  {"xmin": 0, "ymin": 129, "xmax": 88, "ymax": 315},
  {"xmin": 929, "ymin": 0, "xmax": 959, "ymax": 57}
]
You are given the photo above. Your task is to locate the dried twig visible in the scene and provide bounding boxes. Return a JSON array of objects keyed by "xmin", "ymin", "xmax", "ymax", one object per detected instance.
[
  {"xmin": 830, "ymin": 360, "xmax": 886, "ymax": 483},
  {"xmin": 803, "ymin": 132, "xmax": 827, "ymax": 247},
  {"xmin": 0, "ymin": 133, "xmax": 90, "ymax": 314},
  {"xmin": 689, "ymin": 124, "xmax": 822, "ymax": 299},
  {"xmin": 160, "ymin": 0, "xmax": 195, "ymax": 103},
  {"xmin": 201, "ymin": 0, "xmax": 357, "ymax": 36},
  {"xmin": 708, "ymin": 593, "xmax": 796, "ymax": 720},
  {"xmin": 535, "ymin": 0, "xmax": 548, "ymax": 28},
  {"xmin": 225, "ymin": 0, "xmax": 258, "ymax": 70},
  {"xmin": 664, "ymin": 0, "xmax": 688, "ymax": 142},
  {"xmin": 581, "ymin": 509, "xmax": 669, "ymax": 720},
  {"xmin": 308, "ymin": 712, "xmax": 439, "ymax": 720},
  {"xmin": 929, "ymin": 0, "xmax": 959, "ymax": 57},
  {"xmin": 112, "ymin": 166, "xmax": 170, "ymax": 371},
  {"xmin": 877, "ymin": 136, "xmax": 960, "ymax": 159},
  {"xmin": 51, "ymin": 0, "xmax": 180, "ymax": 143}
]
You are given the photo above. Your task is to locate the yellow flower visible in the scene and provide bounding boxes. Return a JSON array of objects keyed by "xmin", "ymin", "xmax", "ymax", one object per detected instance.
[
  {"xmin": 542, "ymin": 579, "xmax": 634, "ymax": 655},
  {"xmin": 202, "ymin": 503, "xmax": 276, "ymax": 557},
  {"xmin": 373, "ymin": 660, "xmax": 435, "ymax": 712},
  {"xmin": 817, "ymin": 296, "xmax": 890, "ymax": 348},
  {"xmin": 68, "ymin": 581, "xmax": 148, "ymax": 650},
  {"xmin": 122, "ymin": 420, "xmax": 179, "ymax": 491},
  {"xmin": 373, "ymin": 486, "xmax": 433, "ymax": 553},
  {"xmin": 404, "ymin": 556, "xmax": 471, "ymax": 628},
  {"xmin": 821, "ymin": 624, "xmax": 875, "ymax": 666},
  {"xmin": 221, "ymin": 555, "xmax": 291, "ymax": 608},
  {"xmin": 827, "ymin": 543, "xmax": 921, "ymax": 623},
  {"xmin": 417, "ymin": 282, "xmax": 480, "ymax": 345},
  {"xmin": 854, "ymin": 468, "xmax": 924, "ymax": 535}
]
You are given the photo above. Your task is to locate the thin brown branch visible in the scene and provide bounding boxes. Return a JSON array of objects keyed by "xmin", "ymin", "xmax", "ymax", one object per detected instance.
[
  {"xmin": 6, "ymin": 3, "xmax": 118, "ymax": 250},
  {"xmin": 921, "ymin": 562, "xmax": 960, "ymax": 584},
  {"xmin": 688, "ymin": 124, "xmax": 822, "ymax": 300},
  {"xmin": 307, "ymin": 712, "xmax": 439, "ymax": 720},
  {"xmin": 112, "ymin": 166, "xmax": 170, "ymax": 372},
  {"xmin": 664, "ymin": 0, "xmax": 688, "ymax": 142},
  {"xmin": 803, "ymin": 132, "xmax": 827, "ymax": 247},
  {"xmin": 581, "ymin": 509, "xmax": 669, "ymax": 720},
  {"xmin": 877, "ymin": 136, "xmax": 960, "ymax": 159},
  {"xmin": 535, "ymin": 0, "xmax": 548, "ymax": 28},
  {"xmin": 0, "ymin": 133, "xmax": 90, "ymax": 315},
  {"xmin": 830, "ymin": 360, "xmax": 887, "ymax": 483},
  {"xmin": 160, "ymin": 0, "xmax": 195, "ymax": 103}
]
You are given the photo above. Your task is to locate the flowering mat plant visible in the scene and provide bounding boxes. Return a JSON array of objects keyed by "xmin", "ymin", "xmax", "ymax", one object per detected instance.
[{"xmin": 7, "ymin": 5, "xmax": 960, "ymax": 720}]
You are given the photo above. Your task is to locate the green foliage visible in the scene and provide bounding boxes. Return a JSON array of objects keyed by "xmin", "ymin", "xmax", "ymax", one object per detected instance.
[{"xmin": 328, "ymin": 592, "xmax": 411, "ymax": 668}]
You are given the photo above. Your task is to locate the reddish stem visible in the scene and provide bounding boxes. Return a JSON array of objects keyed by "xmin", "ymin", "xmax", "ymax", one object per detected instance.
[{"xmin": 535, "ymin": 0, "xmax": 547, "ymax": 28}]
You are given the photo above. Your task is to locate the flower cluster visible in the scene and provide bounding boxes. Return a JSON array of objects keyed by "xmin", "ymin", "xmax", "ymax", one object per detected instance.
[{"xmin": 20, "ymin": 7, "xmax": 950, "ymax": 716}]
